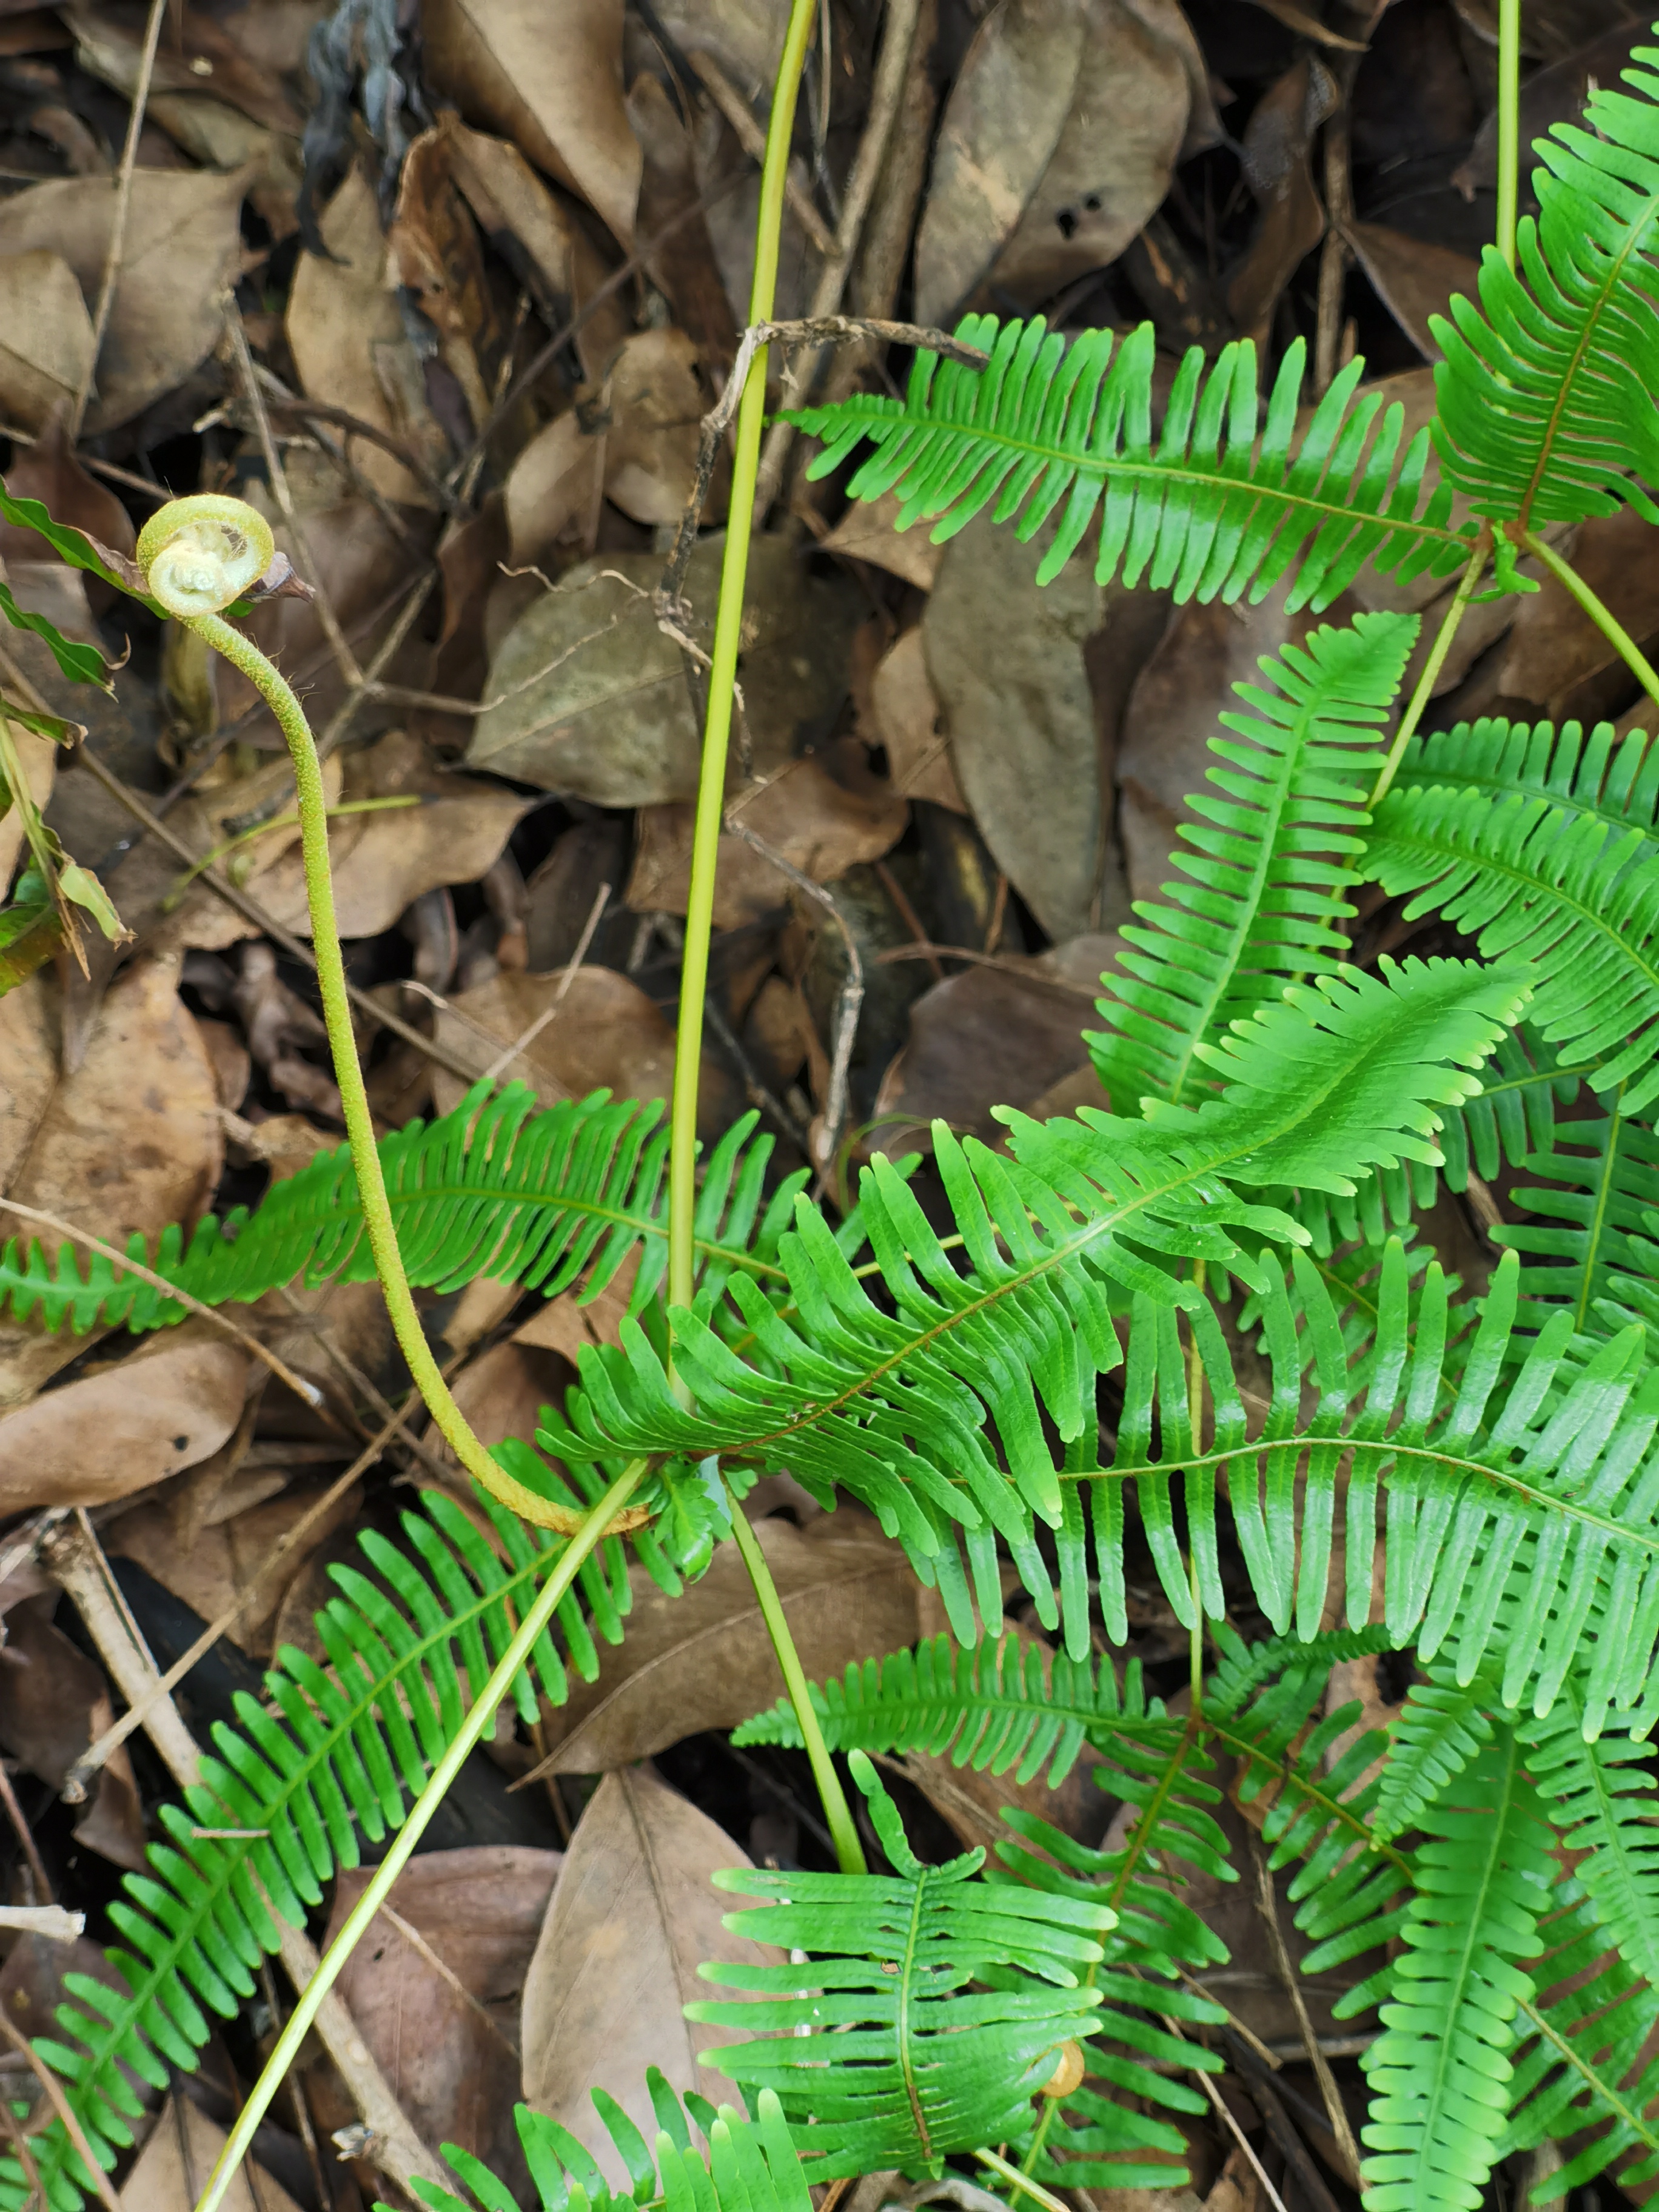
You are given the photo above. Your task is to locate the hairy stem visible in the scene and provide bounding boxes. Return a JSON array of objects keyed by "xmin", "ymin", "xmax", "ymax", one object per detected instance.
[
  {"xmin": 726, "ymin": 1493, "xmax": 866, "ymax": 1874},
  {"xmin": 1496, "ymin": 0, "xmax": 1521, "ymax": 272},
  {"xmin": 1367, "ymin": 537, "xmax": 1488, "ymax": 807},
  {"xmin": 192, "ymin": 1456, "xmax": 649, "ymax": 2212},
  {"xmin": 1522, "ymin": 532, "xmax": 1659, "ymax": 711},
  {"xmin": 666, "ymin": 0, "xmax": 819, "ymax": 1315},
  {"xmin": 186, "ymin": 612, "xmax": 640, "ymax": 1541}
]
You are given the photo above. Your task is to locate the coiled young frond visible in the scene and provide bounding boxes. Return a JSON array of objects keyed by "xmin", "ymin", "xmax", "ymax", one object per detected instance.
[
  {"xmin": 1431, "ymin": 44, "xmax": 1659, "ymax": 529},
  {"xmin": 687, "ymin": 1756, "xmax": 1115, "ymax": 2180},
  {"xmin": 8, "ymin": 1478, "xmax": 648, "ymax": 2212},
  {"xmin": 1091, "ymin": 609, "xmax": 1416, "ymax": 1111},
  {"xmin": 0, "ymin": 1085, "xmax": 793, "ymax": 1337},
  {"xmin": 789, "ymin": 315, "xmax": 1474, "ymax": 612}
]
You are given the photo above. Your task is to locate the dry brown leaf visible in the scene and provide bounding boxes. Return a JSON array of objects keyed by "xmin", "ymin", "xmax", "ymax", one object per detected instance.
[
  {"xmin": 602, "ymin": 327, "xmax": 712, "ymax": 526},
  {"xmin": 0, "ymin": 1320, "xmax": 250, "ymax": 1510},
  {"xmin": 389, "ymin": 124, "xmax": 503, "ymax": 440},
  {"xmin": 924, "ymin": 515, "xmax": 1155, "ymax": 937},
  {"xmin": 427, "ymin": 963, "xmax": 736, "ymax": 1130},
  {"xmin": 324, "ymin": 1846, "xmax": 562, "ymax": 2185},
  {"xmin": 118, "ymin": 2092, "xmax": 306, "ymax": 2212},
  {"xmin": 985, "ymin": 0, "xmax": 1195, "ymax": 310},
  {"xmin": 422, "ymin": 0, "xmax": 640, "ymax": 249},
  {"xmin": 0, "ymin": 1594, "xmax": 146, "ymax": 1871},
  {"xmin": 629, "ymin": 74, "xmax": 739, "ymax": 372},
  {"xmin": 873, "ymin": 946, "xmax": 1109, "ymax": 1154},
  {"xmin": 868, "ymin": 630, "xmax": 967, "ymax": 813},
  {"xmin": 110, "ymin": 1479, "xmax": 361, "ymax": 1660},
  {"xmin": 822, "ymin": 487, "xmax": 944, "ymax": 591},
  {"xmin": 286, "ymin": 166, "xmax": 451, "ymax": 504},
  {"xmin": 1226, "ymin": 55, "xmax": 1338, "ymax": 346},
  {"xmin": 0, "ymin": 168, "xmax": 249, "ymax": 432},
  {"xmin": 1344, "ymin": 221, "xmax": 1477, "ymax": 362},
  {"xmin": 1486, "ymin": 504, "xmax": 1659, "ymax": 724},
  {"xmin": 2, "ymin": 405, "xmax": 135, "ymax": 583},
  {"xmin": 0, "ymin": 952, "xmax": 223, "ymax": 1259},
  {"xmin": 649, "ymin": 0, "xmax": 785, "ymax": 93},
  {"xmin": 914, "ymin": 0, "xmax": 1088, "ymax": 327},
  {"xmin": 468, "ymin": 538, "xmax": 862, "ymax": 804},
  {"xmin": 527, "ymin": 1509, "xmax": 923, "ymax": 1775},
  {"xmin": 504, "ymin": 408, "xmax": 603, "ymax": 572},
  {"xmin": 0, "ymin": 252, "xmax": 94, "ymax": 432},
  {"xmin": 512, "ymin": 1248, "xmax": 637, "ymax": 1365},
  {"xmin": 146, "ymin": 94, "xmax": 304, "ymax": 240},
  {"xmin": 629, "ymin": 741, "xmax": 908, "ymax": 927},
  {"xmin": 521, "ymin": 1766, "xmax": 780, "ymax": 2176}
]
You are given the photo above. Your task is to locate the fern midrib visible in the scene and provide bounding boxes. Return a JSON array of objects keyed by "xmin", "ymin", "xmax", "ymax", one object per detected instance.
[
  {"xmin": 1204, "ymin": 1717, "xmax": 1411, "ymax": 1876},
  {"xmin": 1513, "ymin": 1987, "xmax": 1659, "ymax": 2154},
  {"xmin": 866, "ymin": 411, "xmax": 1470, "ymax": 556},
  {"xmin": 1101, "ymin": 1715, "xmax": 1208, "ymax": 1922},
  {"xmin": 1369, "ymin": 808, "xmax": 1659, "ymax": 1008},
  {"xmin": 897, "ymin": 1871, "xmax": 933, "ymax": 2162},
  {"xmin": 1396, "ymin": 759, "xmax": 1659, "ymax": 857},
  {"xmin": 25, "ymin": 1521, "xmax": 566, "ymax": 2182},
  {"xmin": 1570, "ymin": 1090, "xmax": 1627, "ymax": 1331},
  {"xmin": 1512, "ymin": 184, "xmax": 1659, "ymax": 532}
]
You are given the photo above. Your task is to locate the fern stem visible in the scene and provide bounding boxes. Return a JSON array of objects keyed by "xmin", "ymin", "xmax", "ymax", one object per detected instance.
[
  {"xmin": 183, "ymin": 611, "xmax": 623, "ymax": 1541},
  {"xmin": 726, "ymin": 1493, "xmax": 867, "ymax": 1874},
  {"xmin": 974, "ymin": 2143, "xmax": 1072, "ymax": 2212},
  {"xmin": 1367, "ymin": 537, "xmax": 1487, "ymax": 806},
  {"xmin": 1521, "ymin": 532, "xmax": 1659, "ymax": 711},
  {"xmin": 190, "ymin": 1455, "xmax": 649, "ymax": 2212},
  {"xmin": 666, "ymin": 0, "xmax": 819, "ymax": 1316},
  {"xmin": 1495, "ymin": 0, "xmax": 1521, "ymax": 271}
]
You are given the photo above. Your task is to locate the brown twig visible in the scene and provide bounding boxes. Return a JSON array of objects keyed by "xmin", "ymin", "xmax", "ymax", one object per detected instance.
[
  {"xmin": 480, "ymin": 880, "xmax": 611, "ymax": 1082},
  {"xmin": 377, "ymin": 1905, "xmax": 519, "ymax": 2061},
  {"xmin": 0, "ymin": 2056, "xmax": 44, "ymax": 2212},
  {"xmin": 0, "ymin": 1195, "xmax": 327, "ymax": 1410},
  {"xmin": 873, "ymin": 860, "xmax": 943, "ymax": 983},
  {"xmin": 42, "ymin": 1515, "xmax": 448, "ymax": 2200},
  {"xmin": 874, "ymin": 940, "xmax": 1101, "ymax": 994},
  {"xmin": 0, "ymin": 2006, "xmax": 122, "ymax": 2212},
  {"xmin": 686, "ymin": 50, "xmax": 840, "ymax": 256},
  {"xmin": 1223, "ymin": 2032, "xmax": 1345, "ymax": 2212},
  {"xmin": 69, "ymin": 0, "xmax": 167, "ymax": 439},
  {"xmin": 0, "ymin": 1760, "xmax": 53, "ymax": 1905},
  {"xmin": 273, "ymin": 1287, "xmax": 454, "ymax": 1486},
  {"xmin": 751, "ymin": 0, "xmax": 925, "ymax": 518},
  {"xmin": 1249, "ymin": 1835, "xmax": 1364, "ymax": 2185}
]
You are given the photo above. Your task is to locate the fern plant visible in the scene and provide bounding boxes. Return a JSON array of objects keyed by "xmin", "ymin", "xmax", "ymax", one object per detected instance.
[{"xmin": 18, "ymin": 10, "xmax": 1659, "ymax": 2212}]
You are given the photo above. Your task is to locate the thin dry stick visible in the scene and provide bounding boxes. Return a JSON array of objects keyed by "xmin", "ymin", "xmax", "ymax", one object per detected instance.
[
  {"xmin": 0, "ymin": 1196, "xmax": 327, "ymax": 1409},
  {"xmin": 874, "ymin": 940, "xmax": 1101, "ymax": 994},
  {"xmin": 317, "ymin": 566, "xmax": 439, "ymax": 762},
  {"xmin": 0, "ymin": 1760, "xmax": 54, "ymax": 1905},
  {"xmin": 751, "ymin": 0, "xmax": 925, "ymax": 518},
  {"xmin": 722, "ymin": 818, "xmax": 863, "ymax": 1167},
  {"xmin": 224, "ymin": 306, "xmax": 363, "ymax": 689},
  {"xmin": 377, "ymin": 1906, "xmax": 518, "ymax": 2061},
  {"xmin": 1166, "ymin": 2026, "xmax": 1291, "ymax": 2212},
  {"xmin": 366, "ymin": 598, "xmax": 640, "ymax": 720},
  {"xmin": 0, "ymin": 2061, "xmax": 44, "ymax": 2212},
  {"xmin": 686, "ymin": 50, "xmax": 840, "ymax": 255},
  {"xmin": 0, "ymin": 2008, "xmax": 123, "ymax": 2212},
  {"xmin": 68, "ymin": 0, "xmax": 167, "ymax": 439},
  {"xmin": 273, "ymin": 1287, "xmax": 455, "ymax": 1487},
  {"xmin": 69, "ymin": 742, "xmax": 484, "ymax": 1084},
  {"xmin": 1249, "ymin": 1837, "xmax": 1363, "ymax": 2184},
  {"xmin": 480, "ymin": 880, "xmax": 611, "ymax": 1082},
  {"xmin": 42, "ymin": 1517, "xmax": 447, "ymax": 2199}
]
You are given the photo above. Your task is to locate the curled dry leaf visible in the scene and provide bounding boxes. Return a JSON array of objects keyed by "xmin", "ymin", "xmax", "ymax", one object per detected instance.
[
  {"xmin": 520, "ymin": 1766, "xmax": 781, "ymax": 2180},
  {"xmin": 822, "ymin": 486, "xmax": 945, "ymax": 592},
  {"xmin": 0, "ymin": 1594, "xmax": 146, "ymax": 1871},
  {"xmin": 526, "ymin": 1508, "xmax": 925, "ymax": 1775},
  {"xmin": 421, "ymin": 0, "xmax": 640, "ymax": 249},
  {"xmin": 389, "ymin": 124, "xmax": 504, "ymax": 441},
  {"xmin": 0, "ymin": 253, "xmax": 94, "ymax": 433},
  {"xmin": 0, "ymin": 168, "xmax": 250, "ymax": 432},
  {"xmin": 117, "ymin": 2092, "xmax": 306, "ymax": 2212},
  {"xmin": 427, "ymin": 963, "xmax": 737, "ymax": 1131},
  {"xmin": 628, "ymin": 740, "xmax": 909, "ymax": 928},
  {"xmin": 468, "ymin": 539, "xmax": 862, "ymax": 806},
  {"xmin": 325, "ymin": 1847, "xmax": 563, "ymax": 2187},
  {"xmin": 923, "ymin": 514, "xmax": 1155, "ymax": 937},
  {"xmin": 872, "ymin": 942, "xmax": 1110, "ymax": 1155},
  {"xmin": 0, "ymin": 1319, "xmax": 250, "ymax": 1510},
  {"xmin": 868, "ymin": 630, "xmax": 967, "ymax": 813},
  {"xmin": 286, "ymin": 167, "xmax": 452, "ymax": 504}
]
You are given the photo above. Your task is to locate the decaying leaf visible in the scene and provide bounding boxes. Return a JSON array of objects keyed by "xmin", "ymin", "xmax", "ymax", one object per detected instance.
[
  {"xmin": 526, "ymin": 1509, "xmax": 925, "ymax": 1775},
  {"xmin": 116, "ymin": 2093, "xmax": 306, "ymax": 2212},
  {"xmin": 1344, "ymin": 221, "xmax": 1478, "ymax": 360},
  {"xmin": 0, "ymin": 253, "xmax": 95, "ymax": 433},
  {"xmin": 520, "ymin": 1766, "xmax": 780, "ymax": 2179},
  {"xmin": 867, "ymin": 630, "xmax": 966, "ymax": 813},
  {"xmin": 1226, "ymin": 54, "xmax": 1338, "ymax": 346},
  {"xmin": 468, "ymin": 539, "xmax": 862, "ymax": 805},
  {"xmin": 0, "ymin": 168, "xmax": 250, "ymax": 431},
  {"xmin": 325, "ymin": 1846, "xmax": 562, "ymax": 2185},
  {"xmin": 0, "ymin": 1594, "xmax": 146, "ymax": 1871}
]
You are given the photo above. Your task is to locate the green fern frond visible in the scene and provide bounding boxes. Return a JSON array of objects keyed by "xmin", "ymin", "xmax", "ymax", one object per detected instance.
[
  {"xmin": 686, "ymin": 1755, "xmax": 1114, "ymax": 2180},
  {"xmin": 1436, "ymin": 1025, "xmax": 1591, "ymax": 1198},
  {"xmin": 734, "ymin": 1632, "xmax": 1168, "ymax": 1790},
  {"xmin": 1359, "ymin": 1727, "xmax": 1558, "ymax": 2212},
  {"xmin": 1501, "ymin": 1889, "xmax": 1659, "ymax": 2199},
  {"xmin": 8, "ymin": 1476, "xmax": 647, "ymax": 2212},
  {"xmin": 1090, "ymin": 609, "xmax": 1417, "ymax": 1111},
  {"xmin": 1366, "ymin": 779, "xmax": 1659, "ymax": 1114},
  {"xmin": 1496, "ymin": 1094, "xmax": 1659, "ymax": 1335},
  {"xmin": 547, "ymin": 960, "xmax": 1530, "ymax": 1652},
  {"xmin": 0, "ymin": 1084, "xmax": 792, "ymax": 1338},
  {"xmin": 1430, "ymin": 44, "xmax": 1659, "ymax": 530},
  {"xmin": 1396, "ymin": 717, "xmax": 1659, "ymax": 854},
  {"xmin": 1372, "ymin": 1671, "xmax": 1496, "ymax": 1845},
  {"xmin": 1523, "ymin": 1695, "xmax": 1659, "ymax": 1983},
  {"xmin": 400, "ymin": 2080, "xmax": 811, "ymax": 2212},
  {"xmin": 789, "ymin": 315, "xmax": 1474, "ymax": 611}
]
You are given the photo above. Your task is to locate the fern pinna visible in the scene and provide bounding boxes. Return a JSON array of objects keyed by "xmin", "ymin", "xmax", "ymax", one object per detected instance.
[{"xmin": 25, "ymin": 17, "xmax": 1659, "ymax": 2212}]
